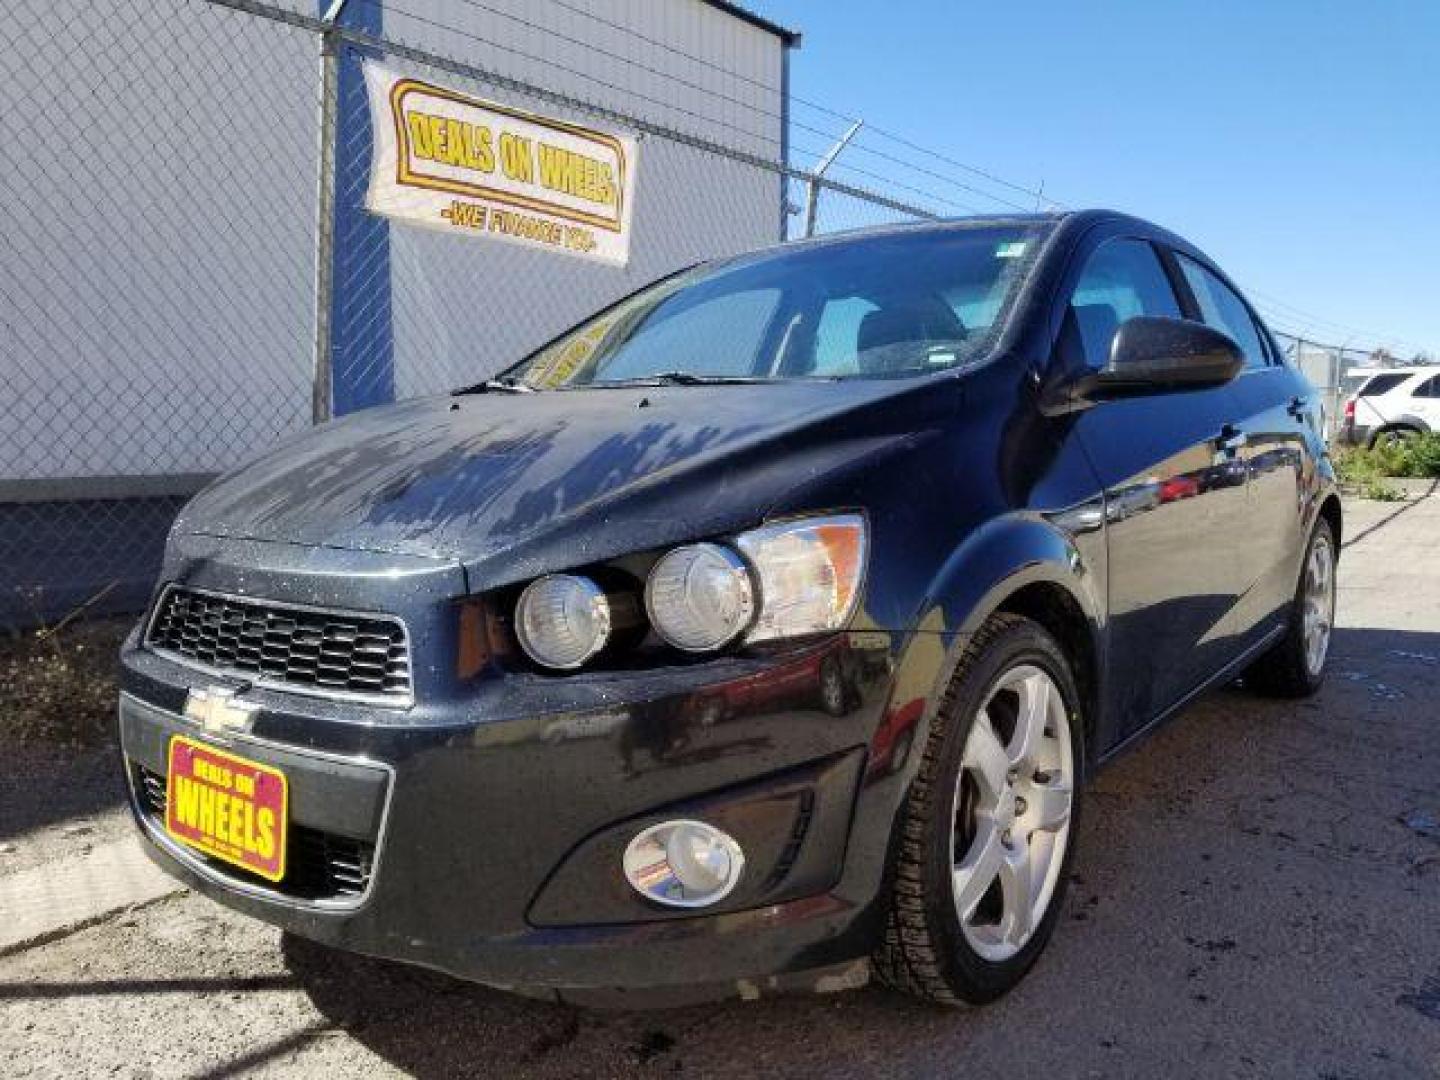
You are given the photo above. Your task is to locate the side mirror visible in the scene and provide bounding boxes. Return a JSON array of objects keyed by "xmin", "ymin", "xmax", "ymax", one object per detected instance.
[
  {"xmin": 1042, "ymin": 316, "xmax": 1244, "ymax": 414},
  {"xmin": 1091, "ymin": 316, "xmax": 1243, "ymax": 395}
]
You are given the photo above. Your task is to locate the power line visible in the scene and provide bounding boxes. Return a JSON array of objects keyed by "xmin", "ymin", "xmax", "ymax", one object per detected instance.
[
  {"xmin": 437, "ymin": 0, "xmax": 821, "ymax": 135},
  {"xmin": 370, "ymin": 0, "xmax": 1048, "ymax": 215},
  {"xmin": 848, "ymin": 125, "xmax": 1063, "ymax": 209},
  {"xmin": 1247, "ymin": 286, "xmax": 1428, "ymax": 354},
  {"xmin": 368, "ymin": 1, "xmax": 788, "ymax": 149},
  {"xmin": 1262, "ymin": 314, "xmax": 1408, "ymax": 358},
  {"xmin": 821, "ymin": 160, "xmax": 988, "ymax": 215},
  {"xmin": 822, "ymin": 136, "xmax": 1037, "ymax": 213},
  {"xmin": 358, "ymin": 0, "xmax": 1419, "ymax": 355},
  {"xmin": 522, "ymin": 0, "xmax": 1060, "ymax": 210}
]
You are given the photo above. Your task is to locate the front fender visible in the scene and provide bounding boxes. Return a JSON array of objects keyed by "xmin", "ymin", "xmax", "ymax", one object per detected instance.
[
  {"xmin": 921, "ymin": 513, "xmax": 1104, "ymax": 641},
  {"xmin": 838, "ymin": 513, "xmax": 1106, "ymax": 915},
  {"xmin": 877, "ymin": 513, "xmax": 1105, "ymax": 773}
]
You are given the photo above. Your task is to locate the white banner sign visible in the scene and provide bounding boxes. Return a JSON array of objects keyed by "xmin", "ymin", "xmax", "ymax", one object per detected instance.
[{"xmin": 362, "ymin": 63, "xmax": 638, "ymax": 266}]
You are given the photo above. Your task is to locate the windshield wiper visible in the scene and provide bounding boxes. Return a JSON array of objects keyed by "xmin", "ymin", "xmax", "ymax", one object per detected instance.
[
  {"xmin": 592, "ymin": 371, "xmax": 770, "ymax": 387},
  {"xmin": 453, "ymin": 376, "xmax": 536, "ymax": 395}
]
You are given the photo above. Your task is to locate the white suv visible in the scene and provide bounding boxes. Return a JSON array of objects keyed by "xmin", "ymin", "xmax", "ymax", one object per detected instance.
[{"xmin": 1340, "ymin": 366, "xmax": 1440, "ymax": 445}]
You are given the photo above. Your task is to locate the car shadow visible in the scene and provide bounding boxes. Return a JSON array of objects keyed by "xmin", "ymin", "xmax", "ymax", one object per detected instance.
[
  {"xmin": 281, "ymin": 930, "xmax": 952, "ymax": 1077},
  {"xmin": 0, "ymin": 742, "xmax": 127, "ymax": 841},
  {"xmin": 278, "ymin": 625, "xmax": 1440, "ymax": 1078}
]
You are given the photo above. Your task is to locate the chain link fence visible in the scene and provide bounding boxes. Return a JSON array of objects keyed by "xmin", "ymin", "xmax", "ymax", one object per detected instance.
[
  {"xmin": 3, "ymin": 0, "xmax": 1411, "ymax": 635},
  {"xmin": 13, "ymin": 0, "xmax": 1386, "ymax": 634},
  {"xmin": 1, "ymin": 0, "xmax": 323, "ymax": 630},
  {"xmin": 0, "ymin": 0, "xmax": 937, "ymax": 631},
  {"xmin": 1272, "ymin": 332, "xmax": 1374, "ymax": 441}
]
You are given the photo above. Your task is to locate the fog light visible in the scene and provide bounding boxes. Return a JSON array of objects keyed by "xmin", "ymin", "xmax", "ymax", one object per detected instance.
[{"xmin": 622, "ymin": 820, "xmax": 745, "ymax": 908}]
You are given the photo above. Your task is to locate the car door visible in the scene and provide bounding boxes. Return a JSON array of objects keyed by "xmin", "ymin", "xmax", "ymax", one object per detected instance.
[
  {"xmin": 1170, "ymin": 251, "xmax": 1308, "ymax": 648},
  {"xmin": 1054, "ymin": 235, "xmax": 1251, "ymax": 738}
]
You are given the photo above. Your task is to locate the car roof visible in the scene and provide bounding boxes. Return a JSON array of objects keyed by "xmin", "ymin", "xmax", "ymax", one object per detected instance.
[
  {"xmin": 1358, "ymin": 367, "xmax": 1440, "ymax": 378},
  {"xmin": 775, "ymin": 209, "xmax": 1209, "ymax": 270}
]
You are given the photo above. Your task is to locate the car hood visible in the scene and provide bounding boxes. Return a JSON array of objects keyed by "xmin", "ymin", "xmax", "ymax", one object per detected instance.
[{"xmin": 176, "ymin": 381, "xmax": 947, "ymax": 589}]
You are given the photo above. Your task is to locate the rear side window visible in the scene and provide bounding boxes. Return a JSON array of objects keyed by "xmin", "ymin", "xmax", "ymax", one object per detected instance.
[
  {"xmin": 1064, "ymin": 239, "xmax": 1181, "ymax": 369},
  {"xmin": 1358, "ymin": 373, "xmax": 1411, "ymax": 397},
  {"xmin": 1175, "ymin": 255, "xmax": 1268, "ymax": 370},
  {"xmin": 1409, "ymin": 375, "xmax": 1440, "ymax": 398}
]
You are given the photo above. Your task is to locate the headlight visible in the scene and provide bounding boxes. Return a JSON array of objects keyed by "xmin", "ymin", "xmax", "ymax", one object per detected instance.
[
  {"xmin": 736, "ymin": 514, "xmax": 867, "ymax": 643},
  {"xmin": 645, "ymin": 543, "xmax": 755, "ymax": 651},
  {"xmin": 514, "ymin": 574, "xmax": 611, "ymax": 669}
]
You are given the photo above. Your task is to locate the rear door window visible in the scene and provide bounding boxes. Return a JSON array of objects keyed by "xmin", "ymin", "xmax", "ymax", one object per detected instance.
[
  {"xmin": 1174, "ymin": 255, "xmax": 1269, "ymax": 370},
  {"xmin": 1064, "ymin": 239, "xmax": 1182, "ymax": 369},
  {"xmin": 1357, "ymin": 373, "xmax": 1411, "ymax": 397},
  {"xmin": 1408, "ymin": 375, "xmax": 1440, "ymax": 398}
]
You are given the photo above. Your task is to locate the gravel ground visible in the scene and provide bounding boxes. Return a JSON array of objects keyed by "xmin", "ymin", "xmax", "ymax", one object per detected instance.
[
  {"xmin": 0, "ymin": 743, "xmax": 130, "ymax": 878},
  {"xmin": 0, "ymin": 617, "xmax": 131, "ymax": 747},
  {"xmin": 2, "ymin": 494, "xmax": 1438, "ymax": 1079},
  {"xmin": 0, "ymin": 617, "xmax": 134, "ymax": 877}
]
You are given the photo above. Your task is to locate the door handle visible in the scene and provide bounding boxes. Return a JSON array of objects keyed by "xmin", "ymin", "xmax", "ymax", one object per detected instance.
[
  {"xmin": 1287, "ymin": 395, "xmax": 1308, "ymax": 420},
  {"xmin": 1215, "ymin": 424, "xmax": 1248, "ymax": 456}
]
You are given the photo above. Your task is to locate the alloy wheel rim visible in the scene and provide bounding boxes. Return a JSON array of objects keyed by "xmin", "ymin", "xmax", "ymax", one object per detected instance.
[
  {"xmin": 1303, "ymin": 533, "xmax": 1335, "ymax": 677},
  {"xmin": 951, "ymin": 664, "xmax": 1074, "ymax": 963}
]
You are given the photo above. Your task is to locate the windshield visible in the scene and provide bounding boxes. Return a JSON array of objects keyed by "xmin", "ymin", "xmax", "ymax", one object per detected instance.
[{"xmin": 504, "ymin": 223, "xmax": 1050, "ymax": 389}]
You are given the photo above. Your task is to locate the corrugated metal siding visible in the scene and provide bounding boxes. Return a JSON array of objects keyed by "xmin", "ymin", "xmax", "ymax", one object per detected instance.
[
  {"xmin": 382, "ymin": 0, "xmax": 784, "ymax": 158},
  {"xmin": 0, "ymin": 0, "xmax": 317, "ymax": 481},
  {"xmin": 0, "ymin": 0, "xmax": 788, "ymax": 477},
  {"xmin": 382, "ymin": 0, "xmax": 790, "ymax": 395}
]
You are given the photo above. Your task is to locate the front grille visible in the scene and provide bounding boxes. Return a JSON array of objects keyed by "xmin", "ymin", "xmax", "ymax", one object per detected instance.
[
  {"xmin": 133, "ymin": 763, "xmax": 376, "ymax": 902},
  {"xmin": 146, "ymin": 586, "xmax": 411, "ymax": 703}
]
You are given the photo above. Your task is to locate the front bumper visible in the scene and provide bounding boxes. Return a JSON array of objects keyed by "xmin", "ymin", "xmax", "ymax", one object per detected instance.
[{"xmin": 119, "ymin": 632, "xmax": 896, "ymax": 994}]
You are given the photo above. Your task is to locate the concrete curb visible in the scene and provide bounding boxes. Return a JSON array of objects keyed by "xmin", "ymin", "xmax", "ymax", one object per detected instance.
[{"xmin": 0, "ymin": 836, "xmax": 183, "ymax": 957}]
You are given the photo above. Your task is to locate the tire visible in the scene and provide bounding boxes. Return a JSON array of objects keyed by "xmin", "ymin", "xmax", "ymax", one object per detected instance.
[
  {"xmin": 873, "ymin": 614, "xmax": 1085, "ymax": 1005},
  {"xmin": 1244, "ymin": 517, "xmax": 1337, "ymax": 698},
  {"xmin": 1369, "ymin": 426, "xmax": 1420, "ymax": 449}
]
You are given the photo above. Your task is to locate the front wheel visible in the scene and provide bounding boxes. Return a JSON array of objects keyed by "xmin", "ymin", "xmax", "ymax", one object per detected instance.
[
  {"xmin": 873, "ymin": 614, "xmax": 1084, "ymax": 1005},
  {"xmin": 1244, "ymin": 517, "xmax": 1337, "ymax": 697}
]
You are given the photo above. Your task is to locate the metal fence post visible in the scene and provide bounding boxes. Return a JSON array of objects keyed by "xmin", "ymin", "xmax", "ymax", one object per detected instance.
[
  {"xmin": 310, "ymin": 8, "xmax": 344, "ymax": 425},
  {"xmin": 803, "ymin": 120, "xmax": 862, "ymax": 238}
]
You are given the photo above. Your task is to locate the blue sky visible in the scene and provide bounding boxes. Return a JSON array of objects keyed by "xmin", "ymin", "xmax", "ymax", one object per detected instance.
[{"xmin": 769, "ymin": 0, "xmax": 1439, "ymax": 356}]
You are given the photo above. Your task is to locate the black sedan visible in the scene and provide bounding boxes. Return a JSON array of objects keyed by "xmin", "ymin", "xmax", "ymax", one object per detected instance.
[{"xmin": 118, "ymin": 210, "xmax": 1338, "ymax": 1005}]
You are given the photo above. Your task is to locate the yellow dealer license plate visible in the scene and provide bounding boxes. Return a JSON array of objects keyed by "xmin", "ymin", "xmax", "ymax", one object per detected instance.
[{"xmin": 164, "ymin": 735, "xmax": 288, "ymax": 882}]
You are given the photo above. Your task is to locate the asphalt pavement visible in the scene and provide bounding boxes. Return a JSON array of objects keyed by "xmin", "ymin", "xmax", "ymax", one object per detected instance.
[{"xmin": 2, "ymin": 490, "xmax": 1438, "ymax": 1079}]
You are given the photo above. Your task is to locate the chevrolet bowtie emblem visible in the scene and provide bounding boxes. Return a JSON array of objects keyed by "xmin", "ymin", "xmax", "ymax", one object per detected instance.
[{"xmin": 183, "ymin": 685, "xmax": 260, "ymax": 734}]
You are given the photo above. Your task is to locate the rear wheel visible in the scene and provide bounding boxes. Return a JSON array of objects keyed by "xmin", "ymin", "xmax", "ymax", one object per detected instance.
[
  {"xmin": 873, "ymin": 614, "xmax": 1083, "ymax": 1005},
  {"xmin": 1369, "ymin": 425, "xmax": 1421, "ymax": 449},
  {"xmin": 1245, "ymin": 517, "xmax": 1337, "ymax": 697}
]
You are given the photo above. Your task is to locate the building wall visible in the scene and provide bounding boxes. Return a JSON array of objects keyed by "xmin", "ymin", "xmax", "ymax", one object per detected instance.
[
  {"xmin": 372, "ymin": 0, "xmax": 790, "ymax": 398},
  {"xmin": 0, "ymin": 0, "xmax": 790, "ymax": 625},
  {"xmin": 0, "ymin": 0, "xmax": 318, "ymax": 483},
  {"xmin": 0, "ymin": 0, "xmax": 789, "ymax": 483}
]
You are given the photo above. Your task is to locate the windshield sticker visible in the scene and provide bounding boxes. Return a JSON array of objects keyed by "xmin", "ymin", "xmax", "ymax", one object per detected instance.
[{"xmin": 995, "ymin": 241, "xmax": 1028, "ymax": 259}]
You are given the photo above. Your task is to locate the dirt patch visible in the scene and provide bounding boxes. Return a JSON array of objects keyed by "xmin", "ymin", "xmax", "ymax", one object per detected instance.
[{"xmin": 0, "ymin": 618, "xmax": 132, "ymax": 747}]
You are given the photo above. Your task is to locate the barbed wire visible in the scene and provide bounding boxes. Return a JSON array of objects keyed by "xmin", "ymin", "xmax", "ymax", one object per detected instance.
[
  {"xmin": 498, "ymin": 0, "xmax": 1062, "ymax": 211},
  {"xmin": 378, "ymin": 0, "xmax": 1048, "ymax": 213}
]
